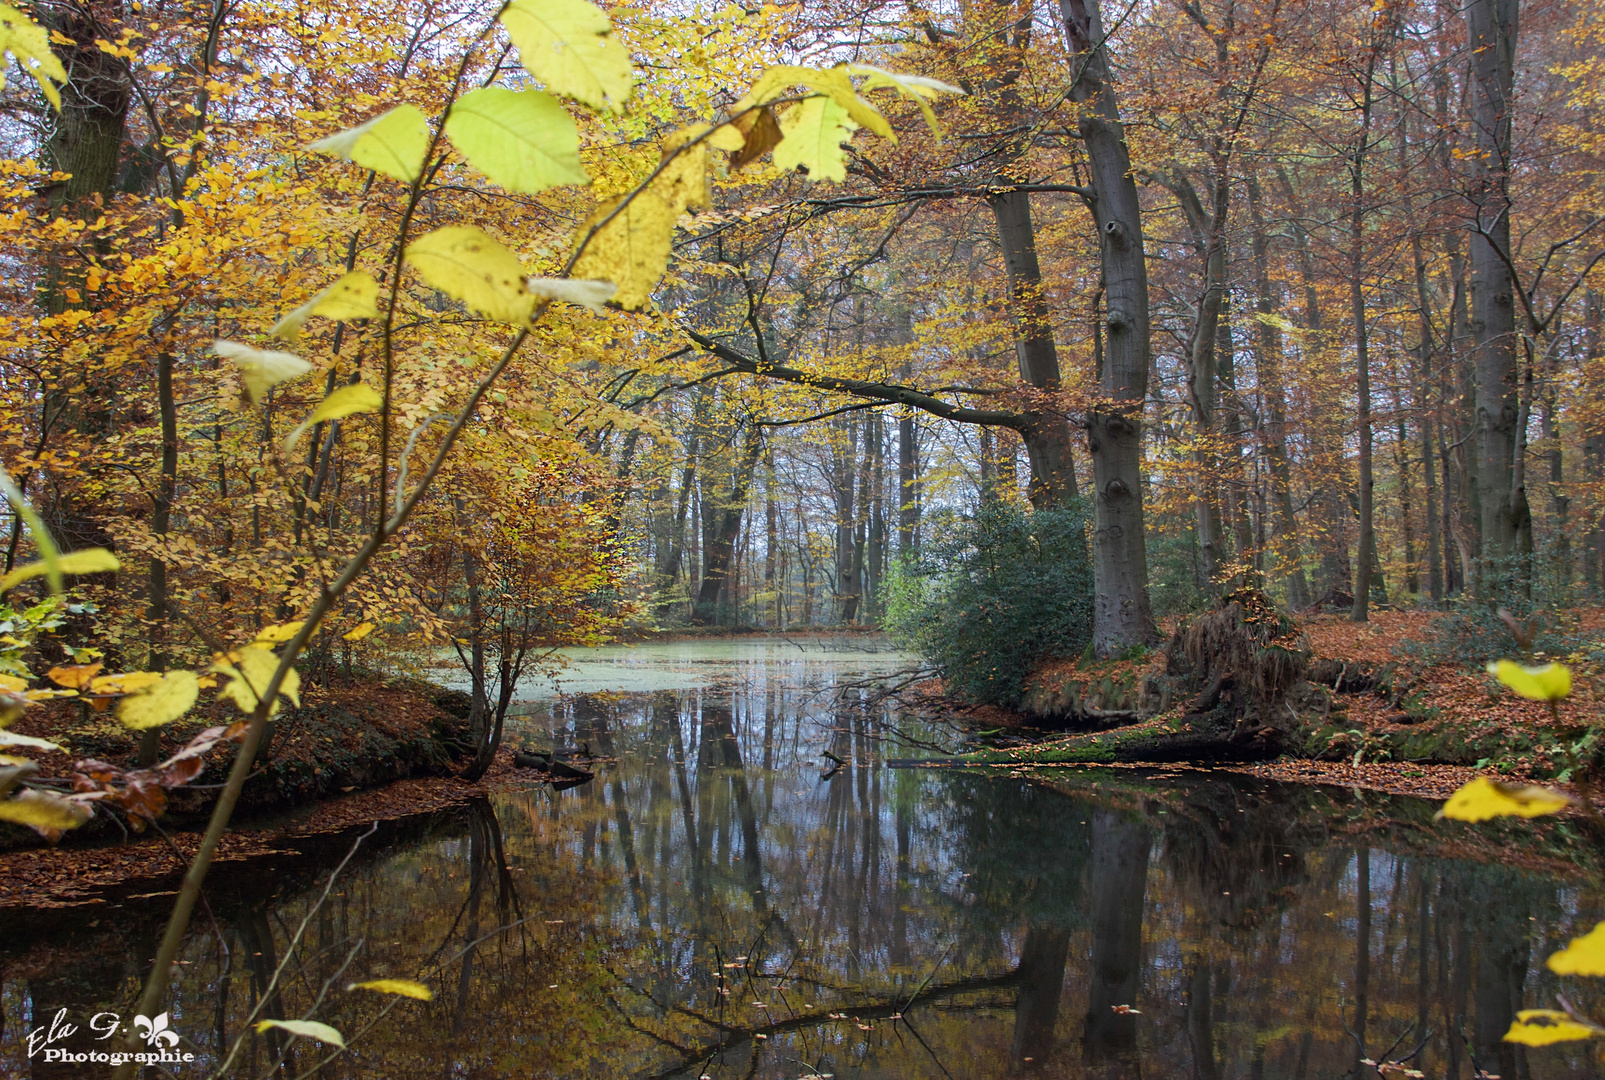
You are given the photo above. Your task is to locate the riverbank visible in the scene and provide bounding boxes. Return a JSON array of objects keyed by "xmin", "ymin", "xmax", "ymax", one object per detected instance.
[
  {"xmin": 984, "ymin": 608, "xmax": 1604, "ymax": 778},
  {"xmin": 0, "ymin": 675, "xmax": 475, "ymax": 852}
]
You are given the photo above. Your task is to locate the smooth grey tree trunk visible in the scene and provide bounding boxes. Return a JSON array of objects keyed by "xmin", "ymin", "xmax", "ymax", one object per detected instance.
[
  {"xmin": 1061, "ymin": 0, "xmax": 1157, "ymax": 655},
  {"xmin": 990, "ymin": 190, "xmax": 1081, "ymax": 506},
  {"xmin": 1467, "ymin": 0, "xmax": 1523, "ymax": 576}
]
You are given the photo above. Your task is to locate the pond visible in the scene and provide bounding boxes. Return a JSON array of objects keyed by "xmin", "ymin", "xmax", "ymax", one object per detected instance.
[{"xmin": 2, "ymin": 636, "xmax": 1601, "ymax": 1079}]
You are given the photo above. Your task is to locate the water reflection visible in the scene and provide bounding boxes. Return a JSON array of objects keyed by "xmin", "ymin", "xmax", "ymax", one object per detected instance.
[{"xmin": 2, "ymin": 646, "xmax": 1602, "ymax": 1079}]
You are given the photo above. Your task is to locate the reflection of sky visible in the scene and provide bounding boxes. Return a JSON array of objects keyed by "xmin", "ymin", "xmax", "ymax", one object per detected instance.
[
  {"xmin": 431, "ymin": 634, "xmax": 917, "ymax": 700},
  {"xmin": 3, "ymin": 641, "xmax": 1603, "ymax": 1080}
]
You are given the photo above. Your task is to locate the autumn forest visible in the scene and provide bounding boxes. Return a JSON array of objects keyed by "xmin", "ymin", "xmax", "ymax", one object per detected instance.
[{"xmin": 1, "ymin": 0, "xmax": 1605, "ymax": 1073}]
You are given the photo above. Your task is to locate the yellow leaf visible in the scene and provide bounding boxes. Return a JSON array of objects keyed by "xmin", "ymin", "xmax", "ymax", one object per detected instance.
[
  {"xmin": 213, "ymin": 340, "xmax": 313, "ymax": 407},
  {"xmin": 0, "ymin": 547, "xmax": 120, "ymax": 593},
  {"xmin": 118, "ymin": 670, "xmax": 200, "ymax": 731},
  {"xmin": 570, "ymin": 189, "xmax": 677, "ymax": 311},
  {"xmin": 707, "ymin": 123, "xmax": 746, "ymax": 151},
  {"xmin": 1487, "ymin": 659, "xmax": 1572, "ymax": 701},
  {"xmin": 0, "ymin": 788, "xmax": 90, "ymax": 833},
  {"xmin": 253, "ymin": 1019, "xmax": 345, "ymax": 1048},
  {"xmin": 739, "ymin": 65, "xmax": 891, "ymax": 140},
  {"xmin": 524, "ymin": 278, "xmax": 615, "ymax": 314},
  {"xmin": 348, "ymin": 978, "xmax": 432, "ymax": 1000},
  {"xmin": 658, "ymin": 126, "xmax": 711, "ymax": 213},
  {"xmin": 284, "ymin": 384, "xmax": 382, "ymax": 452},
  {"xmin": 47, "ymin": 662, "xmax": 103, "ymax": 689},
  {"xmin": 0, "ymin": 3, "xmax": 67, "ymax": 109},
  {"xmin": 1548, "ymin": 922, "xmax": 1605, "ymax": 976},
  {"xmin": 342, "ymin": 622, "xmax": 375, "ymax": 641},
  {"xmin": 0, "ymin": 753, "xmax": 30, "ymax": 765},
  {"xmin": 253, "ymin": 621, "xmax": 305, "ymax": 645},
  {"xmin": 211, "ymin": 646, "xmax": 300, "ymax": 717},
  {"xmin": 773, "ymin": 96, "xmax": 858, "ymax": 183},
  {"xmin": 1436, "ymin": 775, "xmax": 1571, "ymax": 822},
  {"xmin": 444, "ymin": 86, "xmax": 589, "ymax": 194},
  {"xmin": 89, "ymin": 671, "xmax": 164, "ymax": 695},
  {"xmin": 405, "ymin": 226, "xmax": 533, "ymax": 325},
  {"xmin": 847, "ymin": 63, "xmax": 962, "ymax": 135},
  {"xmin": 270, "ymin": 271, "xmax": 381, "ymax": 341},
  {"xmin": 500, "ymin": 0, "xmax": 632, "ymax": 111},
  {"xmin": 0, "ymin": 674, "xmax": 26, "ymax": 693},
  {"xmin": 307, "ymin": 104, "xmax": 430, "ymax": 184},
  {"xmin": 1503, "ymin": 1010, "xmax": 1601, "ymax": 1046}
]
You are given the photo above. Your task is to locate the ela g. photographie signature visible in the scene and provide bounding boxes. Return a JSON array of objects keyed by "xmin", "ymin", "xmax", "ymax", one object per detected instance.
[{"xmin": 26, "ymin": 1007, "xmax": 198, "ymax": 1066}]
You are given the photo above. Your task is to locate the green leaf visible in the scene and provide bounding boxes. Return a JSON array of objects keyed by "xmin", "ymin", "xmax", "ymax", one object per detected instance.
[
  {"xmin": 570, "ymin": 190, "xmax": 677, "ymax": 311},
  {"xmin": 271, "ymin": 271, "xmax": 381, "ymax": 341},
  {"xmin": 118, "ymin": 670, "xmax": 200, "ymax": 731},
  {"xmin": 0, "ymin": 4, "xmax": 66, "ymax": 108},
  {"xmin": 500, "ymin": 0, "xmax": 632, "ymax": 111},
  {"xmin": 348, "ymin": 978, "xmax": 433, "ymax": 1000},
  {"xmin": 213, "ymin": 340, "xmax": 313, "ymax": 407},
  {"xmin": 405, "ymin": 226, "xmax": 533, "ymax": 325},
  {"xmin": 0, "ymin": 788, "xmax": 90, "ymax": 834},
  {"xmin": 307, "ymin": 105, "xmax": 431, "ymax": 184},
  {"xmin": 284, "ymin": 383, "xmax": 383, "ymax": 452},
  {"xmin": 444, "ymin": 87, "xmax": 589, "ymax": 194},
  {"xmin": 524, "ymin": 278, "xmax": 616, "ymax": 314},
  {"xmin": 773, "ymin": 96, "xmax": 858, "ymax": 183},
  {"xmin": 253, "ymin": 1019, "xmax": 345, "ymax": 1049},
  {"xmin": 0, "ymin": 547, "xmax": 120, "ymax": 594}
]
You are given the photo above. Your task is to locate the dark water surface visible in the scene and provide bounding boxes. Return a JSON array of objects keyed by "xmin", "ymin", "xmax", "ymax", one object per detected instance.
[{"xmin": 3, "ymin": 637, "xmax": 1602, "ymax": 1079}]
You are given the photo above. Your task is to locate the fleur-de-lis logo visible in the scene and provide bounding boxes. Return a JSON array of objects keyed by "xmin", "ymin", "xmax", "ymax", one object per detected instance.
[{"xmin": 133, "ymin": 1012, "xmax": 179, "ymax": 1048}]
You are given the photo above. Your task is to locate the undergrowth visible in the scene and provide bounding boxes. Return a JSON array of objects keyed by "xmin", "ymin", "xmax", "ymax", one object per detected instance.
[{"xmin": 881, "ymin": 500, "xmax": 1094, "ymax": 708}]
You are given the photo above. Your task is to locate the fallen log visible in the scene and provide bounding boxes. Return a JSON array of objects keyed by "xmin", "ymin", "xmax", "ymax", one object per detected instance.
[{"xmin": 949, "ymin": 714, "xmax": 1283, "ymax": 767}]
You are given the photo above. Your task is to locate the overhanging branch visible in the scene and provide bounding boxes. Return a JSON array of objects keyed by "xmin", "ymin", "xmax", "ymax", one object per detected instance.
[{"xmin": 683, "ymin": 329, "xmax": 1027, "ymax": 430}]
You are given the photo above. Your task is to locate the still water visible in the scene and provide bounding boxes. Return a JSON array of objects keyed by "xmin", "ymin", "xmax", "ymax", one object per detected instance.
[{"xmin": 2, "ymin": 636, "xmax": 1602, "ymax": 1079}]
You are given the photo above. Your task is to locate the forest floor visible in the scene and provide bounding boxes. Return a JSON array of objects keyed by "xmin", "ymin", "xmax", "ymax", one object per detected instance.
[{"xmin": 983, "ymin": 606, "xmax": 1605, "ymax": 810}]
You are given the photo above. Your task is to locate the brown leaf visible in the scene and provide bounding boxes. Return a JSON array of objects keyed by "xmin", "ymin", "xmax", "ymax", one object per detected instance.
[{"xmin": 731, "ymin": 106, "xmax": 782, "ymax": 171}]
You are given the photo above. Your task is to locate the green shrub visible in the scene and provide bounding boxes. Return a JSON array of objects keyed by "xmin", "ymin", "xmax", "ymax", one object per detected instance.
[
  {"xmin": 882, "ymin": 500, "xmax": 1094, "ymax": 707},
  {"xmin": 1402, "ymin": 544, "xmax": 1601, "ymax": 667}
]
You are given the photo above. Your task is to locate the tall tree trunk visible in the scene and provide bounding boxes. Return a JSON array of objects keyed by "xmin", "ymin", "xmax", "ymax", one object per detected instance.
[
  {"xmin": 37, "ymin": 1, "xmax": 132, "ymax": 559},
  {"xmin": 1061, "ymin": 0, "xmax": 1157, "ymax": 655},
  {"xmin": 1349, "ymin": 18, "xmax": 1386, "ymax": 622},
  {"xmin": 694, "ymin": 427, "xmax": 763, "ymax": 625},
  {"xmin": 833, "ymin": 416, "xmax": 858, "ymax": 622},
  {"xmin": 1171, "ymin": 174, "xmax": 1230, "ymax": 587},
  {"xmin": 990, "ymin": 190, "xmax": 1080, "ymax": 506},
  {"xmin": 1278, "ymin": 165, "xmax": 1352, "ymax": 598},
  {"xmin": 764, "ymin": 449, "xmax": 778, "ymax": 627},
  {"xmin": 1246, "ymin": 174, "xmax": 1311, "ymax": 607},
  {"xmin": 137, "ymin": 346, "xmax": 179, "ymax": 766},
  {"xmin": 898, "ymin": 411, "xmax": 920, "ymax": 557},
  {"xmin": 1466, "ymin": 0, "xmax": 1522, "ymax": 579},
  {"xmin": 1412, "ymin": 232, "xmax": 1446, "ymax": 601},
  {"xmin": 1396, "ymin": 396, "xmax": 1419, "ymax": 596}
]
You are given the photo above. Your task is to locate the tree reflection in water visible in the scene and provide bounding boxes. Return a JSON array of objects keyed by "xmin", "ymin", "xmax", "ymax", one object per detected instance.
[{"xmin": 1, "ymin": 673, "xmax": 1601, "ymax": 1080}]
